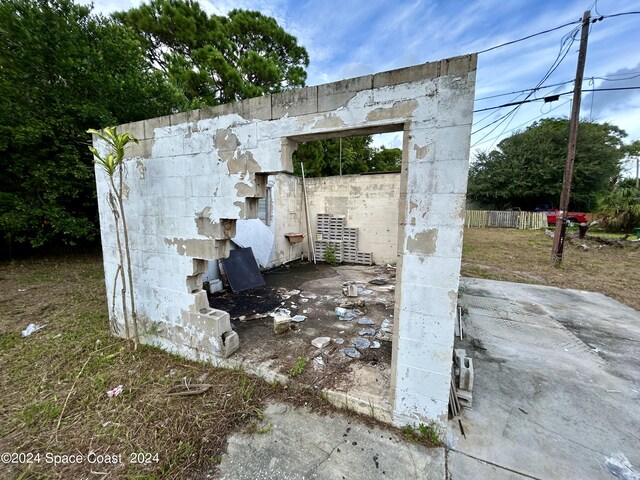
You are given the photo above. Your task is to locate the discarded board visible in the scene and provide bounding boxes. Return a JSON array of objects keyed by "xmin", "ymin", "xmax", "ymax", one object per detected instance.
[{"xmin": 219, "ymin": 247, "xmax": 265, "ymax": 293}]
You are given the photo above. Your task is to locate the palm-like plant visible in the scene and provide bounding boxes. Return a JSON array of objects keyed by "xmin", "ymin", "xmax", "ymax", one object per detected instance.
[
  {"xmin": 596, "ymin": 186, "xmax": 640, "ymax": 232},
  {"xmin": 88, "ymin": 127, "xmax": 140, "ymax": 348}
]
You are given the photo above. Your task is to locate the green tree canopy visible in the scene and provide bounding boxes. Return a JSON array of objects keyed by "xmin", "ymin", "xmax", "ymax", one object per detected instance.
[
  {"xmin": 468, "ymin": 118, "xmax": 629, "ymax": 211},
  {"xmin": 294, "ymin": 136, "xmax": 403, "ymax": 177},
  {"xmin": 114, "ymin": 0, "xmax": 309, "ymax": 107},
  {"xmin": 0, "ymin": 0, "xmax": 185, "ymax": 247}
]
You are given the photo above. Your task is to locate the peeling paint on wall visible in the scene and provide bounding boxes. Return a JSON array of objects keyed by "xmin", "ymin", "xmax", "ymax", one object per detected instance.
[
  {"xmin": 94, "ymin": 53, "xmax": 477, "ymax": 428},
  {"xmin": 406, "ymin": 229, "xmax": 438, "ymax": 255}
]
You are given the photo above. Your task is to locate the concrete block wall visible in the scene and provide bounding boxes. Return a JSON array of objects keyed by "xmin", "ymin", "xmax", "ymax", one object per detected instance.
[
  {"xmin": 300, "ymin": 173, "xmax": 401, "ymax": 264},
  {"xmin": 93, "ymin": 53, "xmax": 477, "ymax": 426}
]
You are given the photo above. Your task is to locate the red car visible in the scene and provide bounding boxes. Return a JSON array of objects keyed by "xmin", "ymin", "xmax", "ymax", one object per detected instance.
[{"xmin": 540, "ymin": 209, "xmax": 588, "ymax": 225}]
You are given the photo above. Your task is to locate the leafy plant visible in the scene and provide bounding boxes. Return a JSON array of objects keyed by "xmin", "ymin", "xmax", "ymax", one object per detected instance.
[
  {"xmin": 289, "ymin": 356, "xmax": 307, "ymax": 377},
  {"xmin": 323, "ymin": 244, "xmax": 339, "ymax": 266},
  {"xmin": 596, "ymin": 186, "xmax": 640, "ymax": 232},
  {"xmin": 88, "ymin": 127, "xmax": 140, "ymax": 348}
]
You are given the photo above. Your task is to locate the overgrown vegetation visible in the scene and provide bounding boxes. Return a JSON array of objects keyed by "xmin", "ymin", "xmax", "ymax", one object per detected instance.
[
  {"xmin": 402, "ymin": 422, "xmax": 443, "ymax": 446},
  {"xmin": 1, "ymin": 254, "xmax": 437, "ymax": 478},
  {"xmin": 288, "ymin": 356, "xmax": 308, "ymax": 378}
]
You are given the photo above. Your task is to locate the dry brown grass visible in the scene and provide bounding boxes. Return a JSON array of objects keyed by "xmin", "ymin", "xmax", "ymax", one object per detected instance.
[{"xmin": 461, "ymin": 228, "xmax": 640, "ymax": 310}]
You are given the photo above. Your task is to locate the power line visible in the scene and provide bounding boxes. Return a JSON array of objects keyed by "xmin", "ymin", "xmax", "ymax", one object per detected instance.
[
  {"xmin": 471, "ymin": 24, "xmax": 581, "ymax": 143},
  {"xmin": 476, "ymin": 20, "xmax": 581, "ymax": 55},
  {"xmin": 474, "ymin": 72, "xmax": 640, "ymax": 101},
  {"xmin": 473, "ymin": 86, "xmax": 640, "ymax": 113},
  {"xmin": 472, "ymin": 99, "xmax": 573, "ymax": 148}
]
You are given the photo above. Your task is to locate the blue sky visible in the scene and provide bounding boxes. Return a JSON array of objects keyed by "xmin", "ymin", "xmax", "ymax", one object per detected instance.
[{"xmin": 84, "ymin": 0, "xmax": 640, "ymax": 174}]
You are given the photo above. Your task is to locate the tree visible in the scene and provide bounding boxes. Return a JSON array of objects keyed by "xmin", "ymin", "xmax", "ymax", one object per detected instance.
[
  {"xmin": 0, "ymin": 0, "xmax": 186, "ymax": 248},
  {"xmin": 293, "ymin": 136, "xmax": 375, "ymax": 177},
  {"xmin": 468, "ymin": 118, "xmax": 628, "ymax": 211},
  {"xmin": 114, "ymin": 0, "xmax": 309, "ymax": 107},
  {"xmin": 370, "ymin": 147, "xmax": 402, "ymax": 172}
]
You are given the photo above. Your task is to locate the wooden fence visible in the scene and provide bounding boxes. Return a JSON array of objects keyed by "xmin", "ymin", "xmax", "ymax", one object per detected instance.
[{"xmin": 465, "ymin": 210, "xmax": 548, "ymax": 229}]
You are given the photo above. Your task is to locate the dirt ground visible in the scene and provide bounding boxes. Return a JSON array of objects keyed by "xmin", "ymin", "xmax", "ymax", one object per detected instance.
[
  {"xmin": 212, "ymin": 263, "xmax": 397, "ymax": 405},
  {"xmin": 460, "ymin": 228, "xmax": 640, "ymax": 311}
]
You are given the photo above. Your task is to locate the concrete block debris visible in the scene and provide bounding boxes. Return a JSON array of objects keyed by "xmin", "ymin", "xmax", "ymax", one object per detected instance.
[
  {"xmin": 273, "ymin": 315, "xmax": 291, "ymax": 334},
  {"xmin": 311, "ymin": 336, "xmax": 331, "ymax": 349},
  {"xmin": 316, "ymin": 213, "xmax": 373, "ymax": 265},
  {"xmin": 454, "ymin": 348, "xmax": 474, "ymax": 408}
]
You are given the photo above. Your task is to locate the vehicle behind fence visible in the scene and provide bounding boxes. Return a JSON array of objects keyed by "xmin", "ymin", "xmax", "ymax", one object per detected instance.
[{"xmin": 465, "ymin": 210, "xmax": 548, "ymax": 229}]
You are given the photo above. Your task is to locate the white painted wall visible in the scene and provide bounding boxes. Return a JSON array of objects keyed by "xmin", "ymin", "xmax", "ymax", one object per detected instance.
[{"xmin": 93, "ymin": 54, "xmax": 477, "ymax": 427}]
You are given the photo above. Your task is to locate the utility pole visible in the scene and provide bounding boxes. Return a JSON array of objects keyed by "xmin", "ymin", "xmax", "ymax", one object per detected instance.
[{"xmin": 551, "ymin": 10, "xmax": 591, "ymax": 265}]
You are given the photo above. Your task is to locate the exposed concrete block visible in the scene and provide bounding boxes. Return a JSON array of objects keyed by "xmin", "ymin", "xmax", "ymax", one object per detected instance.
[
  {"xmin": 317, "ymin": 75, "xmax": 373, "ymax": 112},
  {"xmin": 272, "ymin": 86, "xmax": 318, "ymax": 119},
  {"xmin": 439, "ymin": 54, "xmax": 477, "ymax": 77},
  {"xmin": 144, "ymin": 115, "xmax": 172, "ymax": 138},
  {"xmin": 455, "ymin": 348, "xmax": 474, "ymax": 391},
  {"xmin": 373, "ymin": 61, "xmax": 441, "ymax": 89},
  {"xmin": 118, "ymin": 120, "xmax": 146, "ymax": 140},
  {"xmin": 236, "ymin": 95, "xmax": 272, "ymax": 121},
  {"xmin": 123, "ymin": 139, "xmax": 153, "ymax": 159},
  {"xmin": 274, "ymin": 315, "xmax": 292, "ymax": 334},
  {"xmin": 182, "ymin": 308, "xmax": 231, "ymax": 339},
  {"xmin": 170, "ymin": 109, "xmax": 201, "ymax": 126},
  {"xmin": 221, "ymin": 330, "xmax": 239, "ymax": 357}
]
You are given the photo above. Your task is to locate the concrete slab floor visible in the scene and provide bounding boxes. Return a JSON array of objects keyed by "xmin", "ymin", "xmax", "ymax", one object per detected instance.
[
  {"xmin": 214, "ymin": 402, "xmax": 445, "ymax": 480},
  {"xmin": 450, "ymin": 278, "xmax": 640, "ymax": 480},
  {"xmin": 214, "ymin": 262, "xmax": 397, "ymax": 415}
]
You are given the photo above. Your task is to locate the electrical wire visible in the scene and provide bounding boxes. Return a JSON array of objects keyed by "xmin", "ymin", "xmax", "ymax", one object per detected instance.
[
  {"xmin": 473, "ymin": 99, "xmax": 573, "ymax": 149},
  {"xmin": 474, "ymin": 86, "xmax": 640, "ymax": 113},
  {"xmin": 471, "ymin": 24, "xmax": 581, "ymax": 144},
  {"xmin": 476, "ymin": 19, "xmax": 581, "ymax": 55}
]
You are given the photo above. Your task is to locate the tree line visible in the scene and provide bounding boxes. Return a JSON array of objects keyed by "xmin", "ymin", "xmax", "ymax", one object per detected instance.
[
  {"xmin": 467, "ymin": 118, "xmax": 640, "ymax": 231},
  {"xmin": 0, "ymin": 0, "xmax": 309, "ymax": 248}
]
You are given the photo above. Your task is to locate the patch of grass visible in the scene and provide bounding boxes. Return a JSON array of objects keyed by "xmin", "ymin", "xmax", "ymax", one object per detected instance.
[
  {"xmin": 289, "ymin": 356, "xmax": 308, "ymax": 378},
  {"xmin": 402, "ymin": 422, "xmax": 442, "ymax": 447},
  {"xmin": 461, "ymin": 228, "xmax": 640, "ymax": 310}
]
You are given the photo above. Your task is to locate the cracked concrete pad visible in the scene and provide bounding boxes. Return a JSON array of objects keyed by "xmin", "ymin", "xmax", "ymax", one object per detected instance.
[
  {"xmin": 215, "ymin": 403, "xmax": 444, "ymax": 480},
  {"xmin": 447, "ymin": 451, "xmax": 529, "ymax": 479}
]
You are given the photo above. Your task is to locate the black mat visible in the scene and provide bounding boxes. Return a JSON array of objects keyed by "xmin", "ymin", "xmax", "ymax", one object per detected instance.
[{"xmin": 220, "ymin": 247, "xmax": 266, "ymax": 293}]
